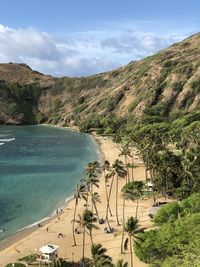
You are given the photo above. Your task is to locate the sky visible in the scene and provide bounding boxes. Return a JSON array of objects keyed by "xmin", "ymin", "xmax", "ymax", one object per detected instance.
[{"xmin": 0, "ymin": 0, "xmax": 199, "ymax": 77}]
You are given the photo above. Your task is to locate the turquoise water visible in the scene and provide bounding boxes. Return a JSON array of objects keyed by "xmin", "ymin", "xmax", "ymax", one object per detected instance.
[{"xmin": 0, "ymin": 125, "xmax": 99, "ymax": 241}]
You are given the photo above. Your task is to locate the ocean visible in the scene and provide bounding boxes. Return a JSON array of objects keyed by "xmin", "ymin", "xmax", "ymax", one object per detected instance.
[{"xmin": 0, "ymin": 125, "xmax": 99, "ymax": 241}]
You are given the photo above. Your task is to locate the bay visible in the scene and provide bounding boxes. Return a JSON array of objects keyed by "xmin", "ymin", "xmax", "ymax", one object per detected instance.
[{"xmin": 0, "ymin": 125, "xmax": 99, "ymax": 241}]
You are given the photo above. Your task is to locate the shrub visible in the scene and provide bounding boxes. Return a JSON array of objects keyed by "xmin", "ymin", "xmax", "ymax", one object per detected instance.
[
  {"xmin": 18, "ymin": 254, "xmax": 37, "ymax": 262},
  {"xmin": 134, "ymin": 230, "xmax": 159, "ymax": 263},
  {"xmin": 180, "ymin": 193, "xmax": 200, "ymax": 216},
  {"xmin": 135, "ymin": 213, "xmax": 200, "ymax": 266},
  {"xmin": 153, "ymin": 202, "xmax": 181, "ymax": 225}
]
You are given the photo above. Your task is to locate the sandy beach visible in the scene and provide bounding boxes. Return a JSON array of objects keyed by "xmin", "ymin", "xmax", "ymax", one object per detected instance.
[{"xmin": 0, "ymin": 133, "xmax": 153, "ymax": 266}]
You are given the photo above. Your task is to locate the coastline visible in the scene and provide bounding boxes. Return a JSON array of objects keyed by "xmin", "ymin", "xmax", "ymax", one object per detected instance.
[
  {"xmin": 0, "ymin": 127, "xmax": 149, "ymax": 267},
  {"xmin": 0, "ymin": 187, "xmax": 75, "ymax": 252},
  {"xmin": 0, "ymin": 125, "xmax": 99, "ymax": 251},
  {"xmin": 0, "ymin": 126, "xmax": 103, "ymax": 258}
]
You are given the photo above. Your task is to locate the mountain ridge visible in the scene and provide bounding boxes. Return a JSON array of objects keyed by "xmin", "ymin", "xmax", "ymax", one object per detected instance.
[{"xmin": 0, "ymin": 32, "xmax": 200, "ymax": 125}]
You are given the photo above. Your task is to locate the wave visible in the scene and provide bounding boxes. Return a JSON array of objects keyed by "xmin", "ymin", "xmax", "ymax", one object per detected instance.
[
  {"xmin": 65, "ymin": 195, "xmax": 73, "ymax": 203},
  {"xmin": 0, "ymin": 138, "xmax": 15, "ymax": 142},
  {"xmin": 16, "ymin": 195, "xmax": 74, "ymax": 233},
  {"xmin": 17, "ymin": 216, "xmax": 52, "ymax": 232},
  {"xmin": 0, "ymin": 143, "xmax": 4, "ymax": 146}
]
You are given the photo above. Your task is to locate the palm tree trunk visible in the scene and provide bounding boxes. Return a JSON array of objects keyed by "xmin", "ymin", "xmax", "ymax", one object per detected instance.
[
  {"xmin": 93, "ymin": 201, "xmax": 100, "ymax": 221},
  {"xmin": 82, "ymin": 225, "xmax": 86, "ymax": 265},
  {"xmin": 89, "ymin": 229, "xmax": 93, "ymax": 245},
  {"xmin": 121, "ymin": 197, "xmax": 126, "ymax": 253},
  {"xmin": 131, "ymin": 149, "xmax": 134, "ymax": 181},
  {"xmin": 72, "ymin": 199, "xmax": 77, "ymax": 246},
  {"xmin": 116, "ymin": 176, "xmax": 120, "ymax": 226},
  {"xmin": 150, "ymin": 167, "xmax": 156, "ymax": 204},
  {"xmin": 86, "ymin": 191, "xmax": 89, "ymax": 210},
  {"xmin": 125, "ymin": 156, "xmax": 130, "ymax": 183},
  {"xmin": 145, "ymin": 164, "xmax": 148, "ymax": 182},
  {"xmin": 130, "ymin": 237, "xmax": 133, "ymax": 267},
  {"xmin": 152, "ymin": 190, "xmax": 156, "ymax": 204},
  {"xmin": 105, "ymin": 178, "xmax": 112, "ymax": 217},
  {"xmin": 106, "ymin": 175, "xmax": 114, "ymax": 230},
  {"xmin": 91, "ymin": 185, "xmax": 93, "ymax": 213},
  {"xmin": 135, "ymin": 197, "xmax": 139, "ymax": 220}
]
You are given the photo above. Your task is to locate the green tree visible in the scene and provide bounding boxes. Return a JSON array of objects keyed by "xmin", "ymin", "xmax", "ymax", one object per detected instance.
[
  {"xmin": 121, "ymin": 181, "xmax": 145, "ymax": 253},
  {"xmin": 115, "ymin": 259, "xmax": 128, "ymax": 267},
  {"xmin": 153, "ymin": 202, "xmax": 181, "ymax": 226},
  {"xmin": 124, "ymin": 217, "xmax": 145, "ymax": 267},
  {"xmin": 105, "ymin": 159, "xmax": 127, "ymax": 227},
  {"xmin": 84, "ymin": 161, "xmax": 100, "ymax": 210},
  {"xmin": 74, "ymin": 210, "xmax": 99, "ymax": 264},
  {"xmin": 91, "ymin": 192, "xmax": 101, "ymax": 221},
  {"xmin": 112, "ymin": 160, "xmax": 127, "ymax": 225},
  {"xmin": 119, "ymin": 144, "xmax": 131, "ymax": 182},
  {"xmin": 88, "ymin": 243, "xmax": 113, "ymax": 267},
  {"xmin": 122, "ymin": 181, "xmax": 145, "ymax": 219},
  {"xmin": 72, "ymin": 183, "xmax": 87, "ymax": 246}
]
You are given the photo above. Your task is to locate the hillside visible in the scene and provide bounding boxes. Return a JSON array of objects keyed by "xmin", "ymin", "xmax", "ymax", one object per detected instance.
[{"xmin": 0, "ymin": 33, "xmax": 200, "ymax": 125}]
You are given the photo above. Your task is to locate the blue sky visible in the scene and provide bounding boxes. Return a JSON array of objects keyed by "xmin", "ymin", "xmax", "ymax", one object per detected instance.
[{"xmin": 0, "ymin": 0, "xmax": 199, "ymax": 76}]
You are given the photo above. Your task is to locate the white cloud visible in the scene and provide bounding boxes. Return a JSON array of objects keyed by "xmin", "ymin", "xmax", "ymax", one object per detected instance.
[{"xmin": 0, "ymin": 23, "xmax": 195, "ymax": 77}]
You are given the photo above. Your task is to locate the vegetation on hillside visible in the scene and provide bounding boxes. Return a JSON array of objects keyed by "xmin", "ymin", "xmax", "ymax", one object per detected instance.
[
  {"xmin": 135, "ymin": 193, "xmax": 200, "ymax": 267},
  {"xmin": 0, "ymin": 33, "xmax": 200, "ymax": 125},
  {"xmin": 0, "ymin": 80, "xmax": 44, "ymax": 124}
]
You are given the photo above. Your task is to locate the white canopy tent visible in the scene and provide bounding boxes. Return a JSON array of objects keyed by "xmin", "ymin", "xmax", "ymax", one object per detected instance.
[{"xmin": 39, "ymin": 244, "xmax": 59, "ymax": 254}]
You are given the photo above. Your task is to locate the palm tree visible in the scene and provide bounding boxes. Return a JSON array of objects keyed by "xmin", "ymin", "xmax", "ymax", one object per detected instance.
[
  {"xmin": 127, "ymin": 162, "xmax": 138, "ymax": 182},
  {"xmin": 87, "ymin": 175, "xmax": 100, "ymax": 210},
  {"xmin": 106, "ymin": 159, "xmax": 127, "ymax": 226},
  {"xmin": 89, "ymin": 243, "xmax": 113, "ymax": 267},
  {"xmin": 85, "ymin": 161, "xmax": 100, "ymax": 209},
  {"xmin": 85, "ymin": 210, "xmax": 99, "ymax": 244},
  {"xmin": 74, "ymin": 210, "xmax": 99, "ymax": 264},
  {"xmin": 123, "ymin": 181, "xmax": 145, "ymax": 216},
  {"xmin": 91, "ymin": 192, "xmax": 101, "ymax": 221},
  {"xmin": 123, "ymin": 135, "xmax": 138, "ymax": 182},
  {"xmin": 181, "ymin": 149, "xmax": 196, "ymax": 197},
  {"xmin": 86, "ymin": 161, "xmax": 101, "ymax": 177},
  {"xmin": 72, "ymin": 183, "xmax": 87, "ymax": 246},
  {"xmin": 123, "ymin": 217, "xmax": 145, "ymax": 267},
  {"xmin": 121, "ymin": 186, "xmax": 134, "ymax": 253},
  {"xmin": 120, "ymin": 182, "xmax": 145, "ymax": 254},
  {"xmin": 130, "ymin": 141, "xmax": 137, "ymax": 182},
  {"xmin": 115, "ymin": 259, "xmax": 128, "ymax": 267},
  {"xmin": 103, "ymin": 160, "xmax": 112, "ymax": 217},
  {"xmin": 120, "ymin": 181, "xmax": 139, "ymax": 253},
  {"xmin": 119, "ymin": 145, "xmax": 131, "ymax": 183},
  {"xmin": 113, "ymin": 160, "xmax": 127, "ymax": 225},
  {"xmin": 105, "ymin": 172, "xmax": 115, "ymax": 230}
]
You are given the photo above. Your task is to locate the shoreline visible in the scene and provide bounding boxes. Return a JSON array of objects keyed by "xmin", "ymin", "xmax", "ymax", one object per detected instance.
[
  {"xmin": 0, "ymin": 125, "xmax": 102, "ymax": 253},
  {"xmin": 0, "ymin": 192, "xmax": 74, "ymax": 252},
  {"xmin": 0, "ymin": 126, "xmax": 149, "ymax": 267}
]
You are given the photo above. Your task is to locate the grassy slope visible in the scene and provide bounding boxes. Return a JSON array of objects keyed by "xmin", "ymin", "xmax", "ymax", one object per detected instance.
[{"xmin": 0, "ymin": 33, "xmax": 200, "ymax": 125}]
